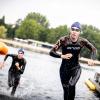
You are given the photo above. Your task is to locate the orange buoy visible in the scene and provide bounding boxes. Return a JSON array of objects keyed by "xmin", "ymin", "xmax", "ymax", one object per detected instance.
[{"xmin": 0, "ymin": 42, "xmax": 8, "ymax": 55}]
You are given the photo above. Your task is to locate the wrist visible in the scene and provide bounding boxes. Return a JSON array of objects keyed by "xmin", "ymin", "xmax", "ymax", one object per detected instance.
[
  {"xmin": 18, "ymin": 66, "xmax": 20, "ymax": 70},
  {"xmin": 61, "ymin": 55, "xmax": 63, "ymax": 58}
]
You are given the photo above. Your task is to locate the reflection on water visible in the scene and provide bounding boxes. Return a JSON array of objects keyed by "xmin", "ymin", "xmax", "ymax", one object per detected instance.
[{"xmin": 0, "ymin": 47, "xmax": 100, "ymax": 100}]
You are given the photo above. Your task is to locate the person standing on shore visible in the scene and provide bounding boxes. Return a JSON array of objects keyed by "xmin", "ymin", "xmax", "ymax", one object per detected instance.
[
  {"xmin": 0, "ymin": 48, "xmax": 26, "ymax": 96},
  {"xmin": 49, "ymin": 22, "xmax": 97, "ymax": 100}
]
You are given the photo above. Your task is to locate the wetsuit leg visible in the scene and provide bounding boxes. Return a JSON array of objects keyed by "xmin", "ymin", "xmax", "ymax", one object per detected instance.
[
  {"xmin": 60, "ymin": 68, "xmax": 72, "ymax": 100},
  {"xmin": 69, "ymin": 67, "xmax": 81, "ymax": 86},
  {"xmin": 68, "ymin": 85, "xmax": 75, "ymax": 100},
  {"xmin": 8, "ymin": 71, "xmax": 14, "ymax": 87},
  {"xmin": 11, "ymin": 75, "xmax": 20, "ymax": 96},
  {"xmin": 60, "ymin": 66, "xmax": 81, "ymax": 100}
]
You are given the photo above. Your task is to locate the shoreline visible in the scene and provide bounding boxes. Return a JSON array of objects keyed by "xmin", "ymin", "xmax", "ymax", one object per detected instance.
[
  {"xmin": 0, "ymin": 38, "xmax": 50, "ymax": 54},
  {"xmin": 0, "ymin": 38, "xmax": 100, "ymax": 66}
]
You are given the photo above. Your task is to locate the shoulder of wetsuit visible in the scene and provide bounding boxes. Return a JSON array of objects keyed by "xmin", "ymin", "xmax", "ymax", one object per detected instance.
[
  {"xmin": 79, "ymin": 37, "xmax": 95, "ymax": 49},
  {"xmin": 7, "ymin": 54, "xmax": 17, "ymax": 57},
  {"xmin": 59, "ymin": 35, "xmax": 69, "ymax": 43},
  {"xmin": 78, "ymin": 37, "xmax": 88, "ymax": 42},
  {"xmin": 12, "ymin": 54, "xmax": 18, "ymax": 59},
  {"xmin": 78, "ymin": 37, "xmax": 88, "ymax": 45},
  {"xmin": 14, "ymin": 54, "xmax": 18, "ymax": 57},
  {"xmin": 22, "ymin": 58, "xmax": 27, "ymax": 64}
]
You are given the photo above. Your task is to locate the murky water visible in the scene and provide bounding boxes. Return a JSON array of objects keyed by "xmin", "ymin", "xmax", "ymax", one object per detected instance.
[{"xmin": 0, "ymin": 47, "xmax": 100, "ymax": 100}]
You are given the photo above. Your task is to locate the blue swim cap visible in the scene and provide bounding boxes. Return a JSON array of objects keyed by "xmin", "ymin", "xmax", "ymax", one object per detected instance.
[
  {"xmin": 18, "ymin": 48, "xmax": 24, "ymax": 54},
  {"xmin": 71, "ymin": 22, "xmax": 81, "ymax": 30}
]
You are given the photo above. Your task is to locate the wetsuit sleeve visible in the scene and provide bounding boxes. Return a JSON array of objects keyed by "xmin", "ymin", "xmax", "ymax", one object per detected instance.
[
  {"xmin": 83, "ymin": 39, "xmax": 97, "ymax": 60},
  {"xmin": 19, "ymin": 59, "xmax": 26, "ymax": 74},
  {"xmin": 49, "ymin": 39, "xmax": 62, "ymax": 58},
  {"xmin": 4, "ymin": 54, "xmax": 15, "ymax": 61}
]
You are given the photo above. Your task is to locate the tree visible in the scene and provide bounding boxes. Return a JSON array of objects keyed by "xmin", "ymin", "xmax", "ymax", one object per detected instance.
[
  {"xmin": 80, "ymin": 25, "xmax": 100, "ymax": 60},
  {"xmin": 15, "ymin": 12, "xmax": 50, "ymax": 41},
  {"xmin": 38, "ymin": 28, "xmax": 50, "ymax": 42},
  {"xmin": 5, "ymin": 24, "xmax": 17, "ymax": 39},
  {"xmin": 47, "ymin": 25, "xmax": 69, "ymax": 43},
  {"xmin": 0, "ymin": 25, "xmax": 7, "ymax": 38},
  {"xmin": 0, "ymin": 16, "xmax": 5, "ymax": 26},
  {"xmin": 16, "ymin": 19, "xmax": 22, "ymax": 27},
  {"xmin": 25, "ymin": 12, "xmax": 49, "ymax": 28},
  {"xmin": 16, "ymin": 19, "xmax": 44, "ymax": 40}
]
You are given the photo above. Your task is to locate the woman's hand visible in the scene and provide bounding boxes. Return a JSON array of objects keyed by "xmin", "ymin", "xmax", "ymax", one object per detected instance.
[
  {"xmin": 61, "ymin": 53, "xmax": 72, "ymax": 60},
  {"xmin": 87, "ymin": 59, "xmax": 95, "ymax": 66},
  {"xmin": 15, "ymin": 62, "xmax": 20, "ymax": 70}
]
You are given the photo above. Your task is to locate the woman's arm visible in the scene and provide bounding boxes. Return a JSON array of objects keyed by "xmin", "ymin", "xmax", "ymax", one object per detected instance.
[{"xmin": 49, "ymin": 39, "xmax": 62, "ymax": 58}]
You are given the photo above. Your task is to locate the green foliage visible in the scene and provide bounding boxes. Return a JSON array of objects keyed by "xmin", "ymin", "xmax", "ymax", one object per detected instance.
[
  {"xmin": 16, "ymin": 19, "xmax": 44, "ymax": 40},
  {"xmin": 38, "ymin": 29, "xmax": 50, "ymax": 42},
  {"xmin": 0, "ymin": 25, "xmax": 7, "ymax": 38},
  {"xmin": 6, "ymin": 24, "xmax": 15, "ymax": 38},
  {"xmin": 47, "ymin": 25, "xmax": 69, "ymax": 43},
  {"xmin": 25, "ymin": 12, "xmax": 49, "ymax": 28},
  {"xmin": 15, "ymin": 12, "xmax": 50, "ymax": 41},
  {"xmin": 81, "ymin": 25, "xmax": 100, "ymax": 60},
  {"xmin": 0, "ymin": 16, "xmax": 5, "ymax": 26}
]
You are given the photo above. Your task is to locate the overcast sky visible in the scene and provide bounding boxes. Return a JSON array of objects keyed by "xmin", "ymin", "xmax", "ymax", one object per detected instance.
[{"xmin": 0, "ymin": 0, "xmax": 100, "ymax": 28}]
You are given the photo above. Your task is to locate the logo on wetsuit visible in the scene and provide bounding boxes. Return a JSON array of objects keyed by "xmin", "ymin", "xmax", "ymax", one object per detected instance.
[{"xmin": 67, "ymin": 46, "xmax": 80, "ymax": 50}]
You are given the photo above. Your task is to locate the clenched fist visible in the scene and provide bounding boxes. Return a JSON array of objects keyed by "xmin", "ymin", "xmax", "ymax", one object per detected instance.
[{"xmin": 61, "ymin": 53, "xmax": 73, "ymax": 60}]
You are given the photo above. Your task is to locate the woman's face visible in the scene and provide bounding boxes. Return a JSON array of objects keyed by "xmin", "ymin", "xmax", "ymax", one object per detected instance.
[
  {"xmin": 18, "ymin": 52, "xmax": 24, "ymax": 59},
  {"xmin": 70, "ymin": 27, "xmax": 80, "ymax": 42}
]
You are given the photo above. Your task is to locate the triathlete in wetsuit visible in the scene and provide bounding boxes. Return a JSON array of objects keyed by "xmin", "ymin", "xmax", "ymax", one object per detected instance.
[
  {"xmin": 0, "ymin": 48, "xmax": 26, "ymax": 96},
  {"xmin": 49, "ymin": 22, "xmax": 97, "ymax": 100}
]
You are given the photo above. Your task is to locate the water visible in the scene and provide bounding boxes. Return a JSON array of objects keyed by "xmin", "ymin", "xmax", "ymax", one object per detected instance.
[{"xmin": 0, "ymin": 47, "xmax": 100, "ymax": 100}]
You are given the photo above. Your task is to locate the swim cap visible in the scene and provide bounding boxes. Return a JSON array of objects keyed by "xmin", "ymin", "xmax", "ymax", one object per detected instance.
[
  {"xmin": 18, "ymin": 48, "xmax": 24, "ymax": 54},
  {"xmin": 71, "ymin": 22, "xmax": 81, "ymax": 30}
]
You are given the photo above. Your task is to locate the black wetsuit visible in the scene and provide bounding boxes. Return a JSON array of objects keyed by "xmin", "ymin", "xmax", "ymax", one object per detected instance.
[
  {"xmin": 4, "ymin": 54, "xmax": 26, "ymax": 96},
  {"xmin": 49, "ymin": 36, "xmax": 96, "ymax": 100}
]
